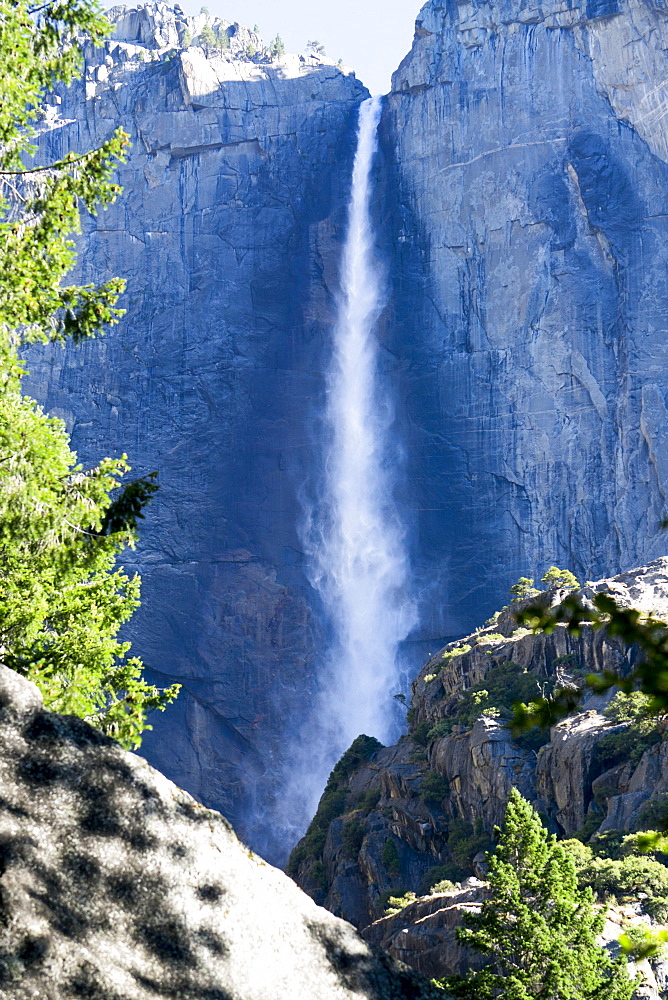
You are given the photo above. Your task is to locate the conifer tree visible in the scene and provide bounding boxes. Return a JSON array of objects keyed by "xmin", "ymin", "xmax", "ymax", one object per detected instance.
[
  {"xmin": 270, "ymin": 33, "xmax": 284, "ymax": 58},
  {"xmin": 215, "ymin": 24, "xmax": 230, "ymax": 52},
  {"xmin": 0, "ymin": 0, "xmax": 180, "ymax": 747},
  {"xmin": 198, "ymin": 21, "xmax": 216, "ymax": 54},
  {"xmin": 440, "ymin": 790, "xmax": 636, "ymax": 1000}
]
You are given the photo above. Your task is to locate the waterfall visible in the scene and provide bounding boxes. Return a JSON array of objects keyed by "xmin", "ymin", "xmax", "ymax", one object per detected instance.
[
  {"xmin": 277, "ymin": 96, "xmax": 416, "ymax": 852},
  {"xmin": 310, "ymin": 93, "xmax": 415, "ymax": 745}
]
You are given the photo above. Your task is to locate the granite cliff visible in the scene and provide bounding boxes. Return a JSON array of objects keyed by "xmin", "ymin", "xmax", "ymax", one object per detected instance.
[
  {"xmin": 27, "ymin": 3, "xmax": 367, "ymax": 860},
  {"xmin": 381, "ymin": 0, "xmax": 668, "ymax": 639},
  {"xmin": 27, "ymin": 0, "xmax": 668, "ymax": 860}
]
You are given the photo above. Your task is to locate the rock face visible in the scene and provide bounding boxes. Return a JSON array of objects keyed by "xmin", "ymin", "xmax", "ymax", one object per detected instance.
[
  {"xmin": 28, "ymin": 0, "xmax": 668, "ymax": 861},
  {"xmin": 362, "ymin": 882, "xmax": 487, "ymax": 980},
  {"xmin": 382, "ymin": 0, "xmax": 668, "ymax": 639},
  {"xmin": 0, "ymin": 664, "xmax": 443, "ymax": 1000},
  {"xmin": 289, "ymin": 561, "xmax": 668, "ymax": 936},
  {"xmin": 362, "ymin": 883, "xmax": 668, "ymax": 1000},
  {"xmin": 26, "ymin": 3, "xmax": 367, "ymax": 860}
]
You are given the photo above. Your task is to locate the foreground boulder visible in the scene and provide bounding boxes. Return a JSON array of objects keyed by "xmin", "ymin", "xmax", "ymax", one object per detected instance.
[{"xmin": 0, "ymin": 666, "xmax": 441, "ymax": 1000}]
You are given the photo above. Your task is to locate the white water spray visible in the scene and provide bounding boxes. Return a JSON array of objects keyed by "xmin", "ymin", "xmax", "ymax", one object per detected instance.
[
  {"xmin": 311, "ymin": 94, "xmax": 415, "ymax": 746},
  {"xmin": 272, "ymin": 97, "xmax": 416, "ymax": 860},
  {"xmin": 288, "ymin": 96, "xmax": 415, "ymax": 808}
]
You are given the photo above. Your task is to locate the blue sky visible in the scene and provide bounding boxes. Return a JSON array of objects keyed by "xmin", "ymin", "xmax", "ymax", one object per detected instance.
[{"xmin": 176, "ymin": 0, "xmax": 424, "ymax": 94}]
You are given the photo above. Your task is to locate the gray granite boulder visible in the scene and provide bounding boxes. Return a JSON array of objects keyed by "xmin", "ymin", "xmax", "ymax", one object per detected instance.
[{"xmin": 0, "ymin": 665, "xmax": 443, "ymax": 1000}]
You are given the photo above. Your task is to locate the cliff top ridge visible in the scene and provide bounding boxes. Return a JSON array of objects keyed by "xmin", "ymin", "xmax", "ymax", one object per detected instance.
[{"xmin": 101, "ymin": 1, "xmax": 355, "ymax": 82}]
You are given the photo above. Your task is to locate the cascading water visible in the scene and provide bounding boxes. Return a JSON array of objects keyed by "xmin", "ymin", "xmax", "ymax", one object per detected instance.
[
  {"xmin": 277, "ymin": 95, "xmax": 416, "ymax": 852},
  {"xmin": 311, "ymin": 93, "xmax": 415, "ymax": 743}
]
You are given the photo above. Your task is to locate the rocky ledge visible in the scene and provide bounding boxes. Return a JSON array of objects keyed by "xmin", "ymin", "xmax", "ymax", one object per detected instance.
[{"xmin": 288, "ymin": 558, "xmax": 668, "ymax": 992}]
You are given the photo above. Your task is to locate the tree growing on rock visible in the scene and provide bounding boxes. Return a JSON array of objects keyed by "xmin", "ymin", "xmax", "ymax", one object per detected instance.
[
  {"xmin": 510, "ymin": 577, "xmax": 540, "ymax": 601},
  {"xmin": 270, "ymin": 33, "xmax": 285, "ymax": 58},
  {"xmin": 439, "ymin": 790, "xmax": 636, "ymax": 1000},
  {"xmin": 215, "ymin": 24, "xmax": 230, "ymax": 52},
  {"xmin": 541, "ymin": 566, "xmax": 580, "ymax": 590},
  {"xmin": 198, "ymin": 21, "xmax": 216, "ymax": 54}
]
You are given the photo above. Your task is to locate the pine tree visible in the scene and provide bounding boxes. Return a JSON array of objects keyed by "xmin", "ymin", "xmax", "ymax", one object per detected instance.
[
  {"xmin": 270, "ymin": 33, "xmax": 284, "ymax": 58},
  {"xmin": 0, "ymin": 0, "xmax": 180, "ymax": 747},
  {"xmin": 215, "ymin": 24, "xmax": 230, "ymax": 53},
  {"xmin": 198, "ymin": 21, "xmax": 216, "ymax": 54},
  {"xmin": 440, "ymin": 790, "xmax": 636, "ymax": 1000}
]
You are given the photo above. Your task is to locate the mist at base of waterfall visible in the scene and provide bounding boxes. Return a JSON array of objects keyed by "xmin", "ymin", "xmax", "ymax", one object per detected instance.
[{"xmin": 270, "ymin": 95, "xmax": 417, "ymax": 861}]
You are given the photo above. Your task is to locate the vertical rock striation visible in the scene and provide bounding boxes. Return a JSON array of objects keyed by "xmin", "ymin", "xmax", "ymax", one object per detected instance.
[
  {"xmin": 27, "ymin": 0, "xmax": 668, "ymax": 859},
  {"xmin": 26, "ymin": 2, "xmax": 367, "ymax": 860},
  {"xmin": 382, "ymin": 0, "xmax": 668, "ymax": 639}
]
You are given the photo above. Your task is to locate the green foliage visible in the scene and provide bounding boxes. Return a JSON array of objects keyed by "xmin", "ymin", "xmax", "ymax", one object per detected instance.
[
  {"xmin": 476, "ymin": 632, "xmax": 504, "ymax": 644},
  {"xmin": 341, "ymin": 818, "xmax": 365, "ymax": 858},
  {"xmin": 580, "ymin": 855, "xmax": 668, "ymax": 915},
  {"xmin": 328, "ymin": 734, "xmax": 384, "ymax": 784},
  {"xmin": 310, "ymin": 859, "xmax": 327, "ymax": 893},
  {"xmin": 562, "ymin": 835, "xmax": 668, "ymax": 929},
  {"xmin": 594, "ymin": 692, "xmax": 662, "ymax": 771},
  {"xmin": 270, "ymin": 33, "xmax": 284, "ymax": 58},
  {"xmin": 573, "ymin": 812, "xmax": 603, "ymax": 844},
  {"xmin": 356, "ymin": 787, "xmax": 381, "ymax": 813},
  {"xmin": 420, "ymin": 864, "xmax": 458, "ymax": 894},
  {"xmin": 560, "ymin": 839, "xmax": 595, "ymax": 871},
  {"xmin": 382, "ymin": 837, "xmax": 401, "ymax": 875},
  {"xmin": 513, "ymin": 591, "xmax": 668, "ymax": 735},
  {"xmin": 198, "ymin": 22, "xmax": 215, "ymax": 51},
  {"xmin": 639, "ymin": 795, "xmax": 668, "ymax": 831},
  {"xmin": 419, "ymin": 771, "xmax": 450, "ymax": 808},
  {"xmin": 426, "ymin": 720, "xmax": 453, "ymax": 742},
  {"xmin": 384, "ymin": 891, "xmax": 416, "ymax": 916},
  {"xmin": 510, "ymin": 577, "xmax": 540, "ymax": 600},
  {"xmin": 595, "ymin": 727, "xmax": 661, "ymax": 771},
  {"xmin": 418, "ymin": 863, "xmax": 458, "ymax": 894},
  {"xmin": 439, "ymin": 790, "xmax": 636, "ymax": 1000},
  {"xmin": 0, "ymin": 0, "xmax": 179, "ymax": 749},
  {"xmin": 446, "ymin": 817, "xmax": 492, "ymax": 876},
  {"xmin": 441, "ymin": 643, "xmax": 471, "ymax": 662},
  {"xmin": 431, "ymin": 879, "xmax": 456, "ymax": 894},
  {"xmin": 0, "ymin": 0, "xmax": 129, "ymax": 351},
  {"xmin": 605, "ymin": 690, "xmax": 655, "ymax": 725},
  {"xmin": 286, "ymin": 735, "xmax": 383, "ymax": 876},
  {"xmin": 416, "ymin": 660, "xmax": 551, "ymax": 755},
  {"xmin": 425, "ymin": 662, "xmax": 552, "ymax": 754},
  {"xmin": 619, "ymin": 925, "xmax": 668, "ymax": 961},
  {"xmin": 246, "ymin": 43, "xmax": 255, "ymax": 57},
  {"xmin": 181, "ymin": 27, "xmax": 191, "ymax": 46},
  {"xmin": 0, "ymin": 0, "xmax": 112, "ymax": 172},
  {"xmin": 541, "ymin": 566, "xmax": 580, "ymax": 590},
  {"xmin": 215, "ymin": 24, "xmax": 230, "ymax": 51},
  {"xmin": 411, "ymin": 720, "xmax": 433, "ymax": 746}
]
